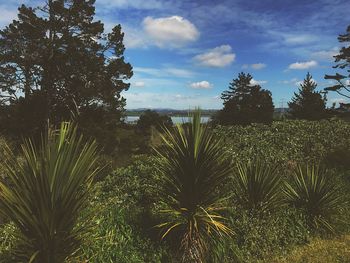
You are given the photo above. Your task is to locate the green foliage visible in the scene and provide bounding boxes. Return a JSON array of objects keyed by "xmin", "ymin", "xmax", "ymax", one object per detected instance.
[
  {"xmin": 0, "ymin": 123, "xmax": 99, "ymax": 262},
  {"xmin": 0, "ymin": 1, "xmax": 132, "ymax": 148},
  {"xmin": 288, "ymin": 72, "xmax": 327, "ymax": 120},
  {"xmin": 136, "ymin": 110, "xmax": 173, "ymax": 134},
  {"xmin": 79, "ymin": 156, "xmax": 172, "ymax": 262},
  {"xmin": 215, "ymin": 72, "xmax": 274, "ymax": 125},
  {"xmin": 232, "ymin": 161, "xmax": 284, "ymax": 213},
  {"xmin": 325, "ymin": 25, "xmax": 350, "ymax": 100},
  {"xmin": 214, "ymin": 119, "xmax": 350, "ymax": 168},
  {"xmin": 284, "ymin": 164, "xmax": 345, "ymax": 233},
  {"xmin": 156, "ymin": 111, "xmax": 232, "ymax": 262},
  {"xmin": 229, "ymin": 208, "xmax": 309, "ymax": 262}
]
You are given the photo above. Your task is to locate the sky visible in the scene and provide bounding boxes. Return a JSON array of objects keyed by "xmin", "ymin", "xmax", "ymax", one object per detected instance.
[{"xmin": 1, "ymin": 0, "xmax": 349, "ymax": 109}]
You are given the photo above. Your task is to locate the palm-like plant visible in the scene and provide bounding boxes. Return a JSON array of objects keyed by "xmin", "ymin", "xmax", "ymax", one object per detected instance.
[
  {"xmin": 155, "ymin": 110, "xmax": 232, "ymax": 262},
  {"xmin": 0, "ymin": 123, "xmax": 99, "ymax": 262},
  {"xmin": 233, "ymin": 161, "xmax": 284, "ymax": 213},
  {"xmin": 284, "ymin": 164, "xmax": 344, "ymax": 232}
]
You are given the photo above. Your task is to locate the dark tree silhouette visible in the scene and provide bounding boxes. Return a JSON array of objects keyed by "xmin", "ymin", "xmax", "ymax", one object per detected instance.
[
  {"xmin": 214, "ymin": 72, "xmax": 274, "ymax": 125},
  {"xmin": 324, "ymin": 25, "xmax": 350, "ymax": 104},
  {"xmin": 288, "ymin": 72, "xmax": 327, "ymax": 120},
  {"xmin": 136, "ymin": 110, "xmax": 173, "ymax": 134},
  {"xmin": 0, "ymin": 0, "xmax": 132, "ymax": 147}
]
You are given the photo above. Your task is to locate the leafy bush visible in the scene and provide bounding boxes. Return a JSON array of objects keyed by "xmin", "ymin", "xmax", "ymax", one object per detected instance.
[
  {"xmin": 0, "ymin": 123, "xmax": 99, "ymax": 262},
  {"xmin": 79, "ymin": 156, "xmax": 172, "ymax": 262},
  {"xmin": 214, "ymin": 119, "xmax": 350, "ymax": 167},
  {"xmin": 229, "ymin": 208, "xmax": 310, "ymax": 262},
  {"xmin": 284, "ymin": 164, "xmax": 345, "ymax": 233}
]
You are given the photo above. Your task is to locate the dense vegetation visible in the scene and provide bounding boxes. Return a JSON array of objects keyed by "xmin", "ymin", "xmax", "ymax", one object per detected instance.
[
  {"xmin": 0, "ymin": 1, "xmax": 349, "ymax": 262},
  {"xmin": 1, "ymin": 117, "xmax": 349, "ymax": 262}
]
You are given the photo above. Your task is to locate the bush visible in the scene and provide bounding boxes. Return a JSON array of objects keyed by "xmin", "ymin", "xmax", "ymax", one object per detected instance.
[
  {"xmin": 0, "ymin": 123, "xmax": 99, "ymax": 262},
  {"xmin": 79, "ymin": 156, "xmax": 173, "ymax": 262},
  {"xmin": 284, "ymin": 164, "xmax": 345, "ymax": 233},
  {"xmin": 214, "ymin": 119, "xmax": 350, "ymax": 167},
  {"xmin": 228, "ymin": 208, "xmax": 310, "ymax": 262}
]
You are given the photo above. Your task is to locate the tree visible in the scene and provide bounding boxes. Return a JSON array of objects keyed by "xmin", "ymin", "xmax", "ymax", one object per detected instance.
[
  {"xmin": 0, "ymin": 1, "xmax": 132, "ymax": 146},
  {"xmin": 324, "ymin": 25, "xmax": 350, "ymax": 103},
  {"xmin": 214, "ymin": 72, "xmax": 274, "ymax": 125},
  {"xmin": 136, "ymin": 110, "xmax": 173, "ymax": 134},
  {"xmin": 288, "ymin": 72, "xmax": 327, "ymax": 120}
]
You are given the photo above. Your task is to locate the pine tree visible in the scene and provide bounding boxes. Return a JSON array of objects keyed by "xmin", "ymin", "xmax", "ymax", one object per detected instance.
[
  {"xmin": 325, "ymin": 25, "xmax": 350, "ymax": 101},
  {"xmin": 215, "ymin": 72, "xmax": 274, "ymax": 125},
  {"xmin": 0, "ymin": 0, "xmax": 132, "ymax": 148},
  {"xmin": 288, "ymin": 72, "xmax": 327, "ymax": 120}
]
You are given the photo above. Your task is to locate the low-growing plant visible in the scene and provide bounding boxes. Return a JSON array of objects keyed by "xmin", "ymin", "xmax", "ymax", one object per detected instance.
[
  {"xmin": 155, "ymin": 110, "xmax": 232, "ymax": 262},
  {"xmin": 233, "ymin": 161, "xmax": 284, "ymax": 213},
  {"xmin": 0, "ymin": 123, "xmax": 99, "ymax": 262},
  {"xmin": 284, "ymin": 164, "xmax": 345, "ymax": 233}
]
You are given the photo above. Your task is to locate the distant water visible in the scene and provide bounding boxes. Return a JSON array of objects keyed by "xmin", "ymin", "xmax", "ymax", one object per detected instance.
[{"xmin": 125, "ymin": 116, "xmax": 211, "ymax": 124}]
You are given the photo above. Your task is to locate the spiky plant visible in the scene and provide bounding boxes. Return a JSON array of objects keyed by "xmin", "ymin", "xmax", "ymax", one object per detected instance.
[
  {"xmin": 155, "ymin": 110, "xmax": 232, "ymax": 262},
  {"xmin": 284, "ymin": 164, "xmax": 344, "ymax": 233},
  {"xmin": 0, "ymin": 123, "xmax": 99, "ymax": 262},
  {"xmin": 233, "ymin": 161, "xmax": 284, "ymax": 213}
]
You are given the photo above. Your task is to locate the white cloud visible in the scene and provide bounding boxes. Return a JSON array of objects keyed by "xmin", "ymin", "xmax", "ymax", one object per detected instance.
[
  {"xmin": 251, "ymin": 63, "xmax": 267, "ymax": 70},
  {"xmin": 134, "ymin": 67, "xmax": 195, "ymax": 78},
  {"xmin": 288, "ymin": 60, "xmax": 318, "ymax": 70},
  {"xmin": 194, "ymin": 45, "xmax": 235, "ymax": 67},
  {"xmin": 311, "ymin": 47, "xmax": 339, "ymax": 61},
  {"xmin": 190, "ymin": 81, "xmax": 213, "ymax": 89},
  {"xmin": 133, "ymin": 81, "xmax": 145, "ymax": 88},
  {"xmin": 143, "ymin": 16, "xmax": 199, "ymax": 48},
  {"xmin": 250, "ymin": 79, "xmax": 267, "ymax": 85},
  {"xmin": 283, "ymin": 34, "xmax": 318, "ymax": 45},
  {"xmin": 242, "ymin": 63, "xmax": 267, "ymax": 70}
]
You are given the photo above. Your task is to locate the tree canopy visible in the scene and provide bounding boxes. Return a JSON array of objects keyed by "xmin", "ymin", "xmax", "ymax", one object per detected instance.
[
  {"xmin": 136, "ymin": 110, "xmax": 173, "ymax": 134},
  {"xmin": 324, "ymin": 25, "xmax": 350, "ymax": 103},
  {"xmin": 214, "ymin": 72, "xmax": 274, "ymax": 125},
  {"xmin": 288, "ymin": 72, "xmax": 327, "ymax": 120},
  {"xmin": 0, "ymin": 0, "xmax": 132, "ymax": 147}
]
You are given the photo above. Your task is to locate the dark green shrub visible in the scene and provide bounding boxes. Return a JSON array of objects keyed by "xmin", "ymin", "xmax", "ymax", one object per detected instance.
[
  {"xmin": 284, "ymin": 164, "xmax": 345, "ymax": 233},
  {"xmin": 156, "ymin": 111, "xmax": 232, "ymax": 262},
  {"xmin": 232, "ymin": 161, "xmax": 284, "ymax": 213},
  {"xmin": 0, "ymin": 123, "xmax": 99, "ymax": 262}
]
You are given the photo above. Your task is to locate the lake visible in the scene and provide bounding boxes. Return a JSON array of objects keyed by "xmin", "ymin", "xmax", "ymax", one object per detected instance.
[{"xmin": 125, "ymin": 116, "xmax": 211, "ymax": 124}]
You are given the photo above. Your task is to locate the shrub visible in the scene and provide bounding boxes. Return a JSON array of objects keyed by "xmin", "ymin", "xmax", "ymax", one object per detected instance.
[
  {"xmin": 229, "ymin": 208, "xmax": 309, "ymax": 262},
  {"xmin": 0, "ymin": 123, "xmax": 99, "ymax": 262},
  {"xmin": 155, "ymin": 110, "xmax": 232, "ymax": 262},
  {"xmin": 284, "ymin": 164, "xmax": 345, "ymax": 233},
  {"xmin": 232, "ymin": 161, "xmax": 284, "ymax": 213}
]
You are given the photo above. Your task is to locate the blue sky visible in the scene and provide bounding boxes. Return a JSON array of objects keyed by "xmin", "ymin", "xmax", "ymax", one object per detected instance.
[{"xmin": 1, "ymin": 0, "xmax": 350, "ymax": 109}]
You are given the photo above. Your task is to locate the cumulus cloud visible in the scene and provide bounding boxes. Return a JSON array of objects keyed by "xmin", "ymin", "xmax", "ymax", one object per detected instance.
[
  {"xmin": 250, "ymin": 79, "xmax": 267, "ymax": 85},
  {"xmin": 143, "ymin": 16, "xmax": 199, "ymax": 48},
  {"xmin": 288, "ymin": 60, "xmax": 318, "ymax": 70},
  {"xmin": 190, "ymin": 81, "xmax": 213, "ymax": 89},
  {"xmin": 242, "ymin": 63, "xmax": 267, "ymax": 70},
  {"xmin": 194, "ymin": 45, "xmax": 235, "ymax": 67}
]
